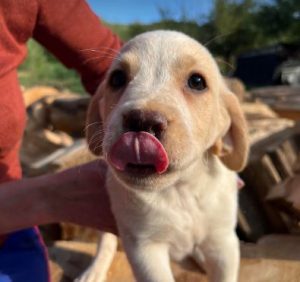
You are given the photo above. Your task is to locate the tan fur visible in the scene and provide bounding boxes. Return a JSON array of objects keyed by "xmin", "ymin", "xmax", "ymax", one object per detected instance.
[
  {"xmin": 218, "ymin": 91, "xmax": 249, "ymax": 171},
  {"xmin": 80, "ymin": 30, "xmax": 249, "ymax": 282}
]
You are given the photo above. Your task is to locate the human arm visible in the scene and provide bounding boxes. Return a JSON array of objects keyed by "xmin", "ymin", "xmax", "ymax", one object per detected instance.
[
  {"xmin": 0, "ymin": 160, "xmax": 117, "ymax": 235},
  {"xmin": 33, "ymin": 0, "xmax": 122, "ymax": 95}
]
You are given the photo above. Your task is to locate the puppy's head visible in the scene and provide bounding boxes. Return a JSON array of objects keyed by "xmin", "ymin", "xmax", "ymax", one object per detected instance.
[{"xmin": 87, "ymin": 31, "xmax": 249, "ymax": 190}]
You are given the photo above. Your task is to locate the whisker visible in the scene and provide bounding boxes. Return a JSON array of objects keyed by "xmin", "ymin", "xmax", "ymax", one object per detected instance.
[
  {"xmin": 82, "ymin": 50, "xmax": 118, "ymax": 57},
  {"xmin": 80, "ymin": 47, "xmax": 121, "ymax": 56},
  {"xmin": 84, "ymin": 121, "xmax": 104, "ymax": 132},
  {"xmin": 84, "ymin": 55, "xmax": 121, "ymax": 64},
  {"xmin": 89, "ymin": 131, "xmax": 105, "ymax": 145},
  {"xmin": 88, "ymin": 135, "xmax": 104, "ymax": 150},
  {"xmin": 215, "ymin": 58, "xmax": 235, "ymax": 71},
  {"xmin": 204, "ymin": 32, "xmax": 233, "ymax": 47},
  {"xmin": 91, "ymin": 144, "xmax": 103, "ymax": 153}
]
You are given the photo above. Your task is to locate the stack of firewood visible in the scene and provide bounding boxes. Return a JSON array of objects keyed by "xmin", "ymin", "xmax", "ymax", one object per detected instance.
[
  {"xmin": 236, "ymin": 86, "xmax": 300, "ymax": 242},
  {"xmin": 21, "ymin": 84, "xmax": 300, "ymax": 243},
  {"xmin": 21, "ymin": 86, "xmax": 95, "ymax": 177}
]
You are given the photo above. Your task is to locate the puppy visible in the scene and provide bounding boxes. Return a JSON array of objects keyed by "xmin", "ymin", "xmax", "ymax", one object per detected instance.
[{"xmin": 78, "ymin": 30, "xmax": 249, "ymax": 282}]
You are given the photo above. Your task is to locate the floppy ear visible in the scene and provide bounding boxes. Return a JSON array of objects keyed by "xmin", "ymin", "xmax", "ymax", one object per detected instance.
[
  {"xmin": 212, "ymin": 90, "xmax": 249, "ymax": 172},
  {"xmin": 86, "ymin": 89, "xmax": 104, "ymax": 156}
]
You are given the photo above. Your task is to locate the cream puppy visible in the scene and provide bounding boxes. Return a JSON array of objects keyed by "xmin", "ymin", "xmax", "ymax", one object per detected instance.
[{"xmin": 78, "ymin": 30, "xmax": 249, "ymax": 282}]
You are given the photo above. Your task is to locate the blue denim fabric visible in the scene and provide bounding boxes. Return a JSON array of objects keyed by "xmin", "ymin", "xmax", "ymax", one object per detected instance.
[{"xmin": 0, "ymin": 228, "xmax": 49, "ymax": 282}]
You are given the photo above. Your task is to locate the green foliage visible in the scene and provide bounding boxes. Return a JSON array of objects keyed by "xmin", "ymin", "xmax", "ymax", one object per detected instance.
[
  {"xmin": 204, "ymin": 0, "xmax": 262, "ymax": 63},
  {"xmin": 255, "ymin": 0, "xmax": 300, "ymax": 43},
  {"xmin": 19, "ymin": 40, "xmax": 85, "ymax": 94},
  {"xmin": 107, "ymin": 23, "xmax": 132, "ymax": 41},
  {"xmin": 109, "ymin": 19, "xmax": 200, "ymax": 41},
  {"xmin": 207, "ymin": 0, "xmax": 300, "ymax": 56},
  {"xmin": 19, "ymin": 0, "xmax": 300, "ymax": 90}
]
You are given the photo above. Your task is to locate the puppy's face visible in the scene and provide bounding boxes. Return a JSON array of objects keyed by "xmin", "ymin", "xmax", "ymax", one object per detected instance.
[{"xmin": 87, "ymin": 31, "xmax": 248, "ymax": 190}]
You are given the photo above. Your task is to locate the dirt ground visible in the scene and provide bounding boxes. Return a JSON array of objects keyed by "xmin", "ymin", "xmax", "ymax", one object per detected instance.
[{"xmin": 49, "ymin": 234, "xmax": 300, "ymax": 282}]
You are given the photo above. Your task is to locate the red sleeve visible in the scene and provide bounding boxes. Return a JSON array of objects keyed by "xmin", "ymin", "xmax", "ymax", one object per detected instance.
[{"xmin": 33, "ymin": 0, "xmax": 122, "ymax": 95}]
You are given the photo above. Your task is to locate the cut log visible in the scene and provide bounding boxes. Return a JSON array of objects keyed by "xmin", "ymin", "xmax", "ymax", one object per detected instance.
[
  {"xmin": 21, "ymin": 129, "xmax": 74, "ymax": 176},
  {"xmin": 23, "ymin": 86, "xmax": 60, "ymax": 107},
  {"xmin": 269, "ymin": 148, "xmax": 294, "ymax": 179},
  {"xmin": 250, "ymin": 86, "xmax": 300, "ymax": 121},
  {"xmin": 24, "ymin": 139, "xmax": 96, "ymax": 176},
  {"xmin": 280, "ymin": 140, "xmax": 298, "ymax": 170},
  {"xmin": 49, "ymin": 95, "xmax": 90, "ymax": 137},
  {"xmin": 240, "ymin": 155, "xmax": 288, "ymax": 234}
]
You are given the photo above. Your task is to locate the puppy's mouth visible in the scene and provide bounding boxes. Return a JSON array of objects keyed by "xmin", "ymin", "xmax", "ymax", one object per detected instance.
[{"xmin": 107, "ymin": 131, "xmax": 169, "ymax": 176}]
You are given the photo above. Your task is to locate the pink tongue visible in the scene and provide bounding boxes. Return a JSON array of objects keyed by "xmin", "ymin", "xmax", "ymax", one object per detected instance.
[{"xmin": 108, "ymin": 131, "xmax": 169, "ymax": 174}]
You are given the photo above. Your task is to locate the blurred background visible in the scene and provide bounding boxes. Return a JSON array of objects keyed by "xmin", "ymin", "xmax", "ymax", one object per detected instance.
[{"xmin": 18, "ymin": 0, "xmax": 300, "ymax": 93}]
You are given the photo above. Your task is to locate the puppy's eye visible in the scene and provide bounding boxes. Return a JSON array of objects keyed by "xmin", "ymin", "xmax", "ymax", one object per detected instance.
[
  {"xmin": 109, "ymin": 70, "xmax": 127, "ymax": 89},
  {"xmin": 187, "ymin": 73, "xmax": 207, "ymax": 91}
]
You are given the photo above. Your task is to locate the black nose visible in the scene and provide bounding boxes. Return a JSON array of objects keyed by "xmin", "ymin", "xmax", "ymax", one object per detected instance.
[{"xmin": 122, "ymin": 109, "xmax": 167, "ymax": 139}]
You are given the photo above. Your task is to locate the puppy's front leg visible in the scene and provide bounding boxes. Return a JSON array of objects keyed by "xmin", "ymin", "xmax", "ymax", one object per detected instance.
[
  {"xmin": 199, "ymin": 232, "xmax": 239, "ymax": 282},
  {"xmin": 75, "ymin": 232, "xmax": 117, "ymax": 282},
  {"xmin": 123, "ymin": 239, "xmax": 174, "ymax": 282}
]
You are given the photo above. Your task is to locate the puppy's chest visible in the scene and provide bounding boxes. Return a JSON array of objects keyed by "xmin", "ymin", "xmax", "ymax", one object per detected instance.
[
  {"xmin": 116, "ymin": 183, "xmax": 208, "ymax": 259},
  {"xmin": 158, "ymin": 190, "xmax": 207, "ymax": 260},
  {"xmin": 108, "ymin": 174, "xmax": 209, "ymax": 260}
]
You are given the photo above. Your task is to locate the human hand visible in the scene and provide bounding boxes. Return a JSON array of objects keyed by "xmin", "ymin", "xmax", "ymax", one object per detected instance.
[
  {"xmin": 0, "ymin": 160, "xmax": 117, "ymax": 235},
  {"xmin": 47, "ymin": 160, "xmax": 117, "ymax": 234}
]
